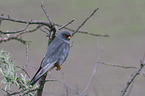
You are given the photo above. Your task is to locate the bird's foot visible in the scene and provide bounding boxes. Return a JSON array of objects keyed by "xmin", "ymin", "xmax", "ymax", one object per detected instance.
[{"xmin": 56, "ymin": 66, "xmax": 61, "ymax": 71}]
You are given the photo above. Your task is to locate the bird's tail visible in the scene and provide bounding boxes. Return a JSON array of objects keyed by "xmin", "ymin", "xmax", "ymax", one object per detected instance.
[
  {"xmin": 29, "ymin": 67, "xmax": 42, "ymax": 86},
  {"xmin": 29, "ymin": 77, "xmax": 40, "ymax": 86},
  {"xmin": 29, "ymin": 62, "xmax": 56, "ymax": 86}
]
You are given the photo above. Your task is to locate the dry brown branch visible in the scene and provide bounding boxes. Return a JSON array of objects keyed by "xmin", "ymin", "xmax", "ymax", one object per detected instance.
[{"xmin": 120, "ymin": 60, "xmax": 145, "ymax": 96}]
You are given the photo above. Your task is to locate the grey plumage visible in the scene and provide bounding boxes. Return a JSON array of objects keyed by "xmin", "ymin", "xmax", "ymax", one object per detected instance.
[{"xmin": 29, "ymin": 30, "xmax": 71, "ymax": 85}]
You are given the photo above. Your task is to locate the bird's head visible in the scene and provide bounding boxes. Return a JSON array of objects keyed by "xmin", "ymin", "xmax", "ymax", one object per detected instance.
[{"xmin": 58, "ymin": 30, "xmax": 71, "ymax": 40}]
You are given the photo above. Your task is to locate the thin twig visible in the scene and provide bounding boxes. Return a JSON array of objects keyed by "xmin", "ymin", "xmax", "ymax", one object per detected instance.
[
  {"xmin": 24, "ymin": 42, "xmax": 29, "ymax": 69},
  {"xmin": 2, "ymin": 89, "xmax": 11, "ymax": 96},
  {"xmin": 61, "ymin": 72, "xmax": 69, "ymax": 96},
  {"xmin": 50, "ymin": 74, "xmax": 81, "ymax": 95},
  {"xmin": 0, "ymin": 12, "xmax": 4, "ymax": 26},
  {"xmin": 45, "ymin": 79, "xmax": 57, "ymax": 82},
  {"xmin": 2, "ymin": 88, "xmax": 39, "ymax": 96},
  {"xmin": 98, "ymin": 61, "xmax": 137, "ymax": 69},
  {"xmin": 41, "ymin": 1, "xmax": 58, "ymax": 32},
  {"xmin": 120, "ymin": 61, "xmax": 145, "ymax": 96},
  {"xmin": 126, "ymin": 81, "xmax": 134, "ymax": 96},
  {"xmin": 55, "ymin": 23, "xmax": 108, "ymax": 37},
  {"xmin": 22, "ymin": 88, "xmax": 39, "ymax": 96},
  {"xmin": 0, "ymin": 36, "xmax": 27, "ymax": 44},
  {"xmin": 41, "ymin": 1, "xmax": 53, "ymax": 26},
  {"xmin": 98, "ymin": 61, "xmax": 145, "ymax": 76},
  {"xmin": 40, "ymin": 28, "xmax": 49, "ymax": 34},
  {"xmin": 15, "ymin": 66, "xmax": 30, "ymax": 78},
  {"xmin": 0, "ymin": 25, "xmax": 42, "ymax": 44},
  {"xmin": 17, "ymin": 24, "xmax": 43, "ymax": 36},
  {"xmin": 0, "ymin": 22, "xmax": 29, "ymax": 34},
  {"xmin": 81, "ymin": 46, "xmax": 103, "ymax": 96},
  {"xmin": 58, "ymin": 19, "xmax": 75, "ymax": 30},
  {"xmin": 72, "ymin": 8, "xmax": 99, "ymax": 36},
  {"xmin": 77, "ymin": 31, "xmax": 109, "ymax": 37},
  {"xmin": 0, "ymin": 16, "xmax": 51, "ymax": 27}
]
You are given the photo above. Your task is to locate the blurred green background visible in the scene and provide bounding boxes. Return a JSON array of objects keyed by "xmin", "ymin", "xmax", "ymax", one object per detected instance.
[{"xmin": 1, "ymin": 0, "xmax": 145, "ymax": 96}]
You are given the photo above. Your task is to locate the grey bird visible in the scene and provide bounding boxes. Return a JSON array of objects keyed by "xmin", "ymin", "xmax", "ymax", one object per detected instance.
[{"xmin": 29, "ymin": 30, "xmax": 71, "ymax": 85}]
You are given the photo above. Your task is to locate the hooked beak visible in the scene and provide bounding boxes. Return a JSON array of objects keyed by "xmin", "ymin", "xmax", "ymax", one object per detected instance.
[{"xmin": 67, "ymin": 36, "xmax": 71, "ymax": 39}]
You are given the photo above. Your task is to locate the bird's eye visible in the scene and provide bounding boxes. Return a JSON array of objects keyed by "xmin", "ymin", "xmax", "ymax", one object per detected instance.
[
  {"xmin": 64, "ymin": 34, "xmax": 70, "ymax": 39},
  {"xmin": 64, "ymin": 34, "xmax": 68, "ymax": 38}
]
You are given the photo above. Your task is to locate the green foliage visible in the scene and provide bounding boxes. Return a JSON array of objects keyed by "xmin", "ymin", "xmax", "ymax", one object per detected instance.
[{"xmin": 0, "ymin": 50, "xmax": 37, "ymax": 95}]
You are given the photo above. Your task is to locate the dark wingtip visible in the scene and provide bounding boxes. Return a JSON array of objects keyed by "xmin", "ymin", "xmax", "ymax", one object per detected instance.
[
  {"xmin": 29, "ymin": 80, "xmax": 35, "ymax": 86},
  {"xmin": 29, "ymin": 78, "xmax": 38, "ymax": 86}
]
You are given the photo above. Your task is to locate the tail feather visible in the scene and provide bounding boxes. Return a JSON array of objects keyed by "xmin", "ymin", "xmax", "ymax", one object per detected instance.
[
  {"xmin": 29, "ymin": 77, "xmax": 40, "ymax": 86},
  {"xmin": 29, "ymin": 61, "xmax": 57, "ymax": 86},
  {"xmin": 29, "ymin": 67, "xmax": 42, "ymax": 85}
]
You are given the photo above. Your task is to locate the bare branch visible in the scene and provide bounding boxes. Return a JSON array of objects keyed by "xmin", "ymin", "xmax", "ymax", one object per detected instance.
[
  {"xmin": 58, "ymin": 18, "xmax": 75, "ymax": 30},
  {"xmin": 41, "ymin": 1, "xmax": 53, "ymax": 26},
  {"xmin": 98, "ymin": 61, "xmax": 145, "ymax": 76},
  {"xmin": 40, "ymin": 28, "xmax": 49, "ymax": 34},
  {"xmin": 0, "ymin": 12, "xmax": 4, "ymax": 26},
  {"xmin": 126, "ymin": 81, "xmax": 134, "ymax": 96},
  {"xmin": 2, "ymin": 89, "xmax": 11, "ymax": 96},
  {"xmin": 0, "ymin": 25, "xmax": 42, "ymax": 44},
  {"xmin": 16, "ymin": 66, "xmax": 30, "ymax": 78},
  {"xmin": 2, "ymin": 88, "xmax": 39, "ymax": 96},
  {"xmin": 45, "ymin": 79, "xmax": 57, "ymax": 82},
  {"xmin": 120, "ymin": 61, "xmax": 145, "ymax": 96},
  {"xmin": 81, "ymin": 46, "xmax": 103, "ymax": 96},
  {"xmin": 0, "ymin": 16, "xmax": 51, "ymax": 27},
  {"xmin": 98, "ymin": 61, "xmax": 137, "ymax": 69},
  {"xmin": 0, "ymin": 36, "xmax": 27, "ymax": 44},
  {"xmin": 61, "ymin": 72, "xmax": 69, "ymax": 96},
  {"xmin": 41, "ymin": 1, "xmax": 58, "ymax": 32},
  {"xmin": 50, "ymin": 74, "xmax": 81, "ymax": 95},
  {"xmin": 21, "ymin": 88, "xmax": 39, "ymax": 96},
  {"xmin": 77, "ymin": 31, "xmax": 109, "ymax": 37},
  {"xmin": 17, "ymin": 24, "xmax": 43, "ymax": 36},
  {"xmin": 55, "ymin": 23, "xmax": 108, "ymax": 37},
  {"xmin": 0, "ymin": 22, "xmax": 29, "ymax": 34},
  {"xmin": 72, "ymin": 8, "xmax": 99, "ymax": 36}
]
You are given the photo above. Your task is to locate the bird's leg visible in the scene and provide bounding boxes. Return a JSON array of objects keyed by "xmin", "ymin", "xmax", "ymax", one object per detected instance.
[
  {"xmin": 54, "ymin": 62, "xmax": 61, "ymax": 71},
  {"xmin": 56, "ymin": 65, "xmax": 61, "ymax": 71}
]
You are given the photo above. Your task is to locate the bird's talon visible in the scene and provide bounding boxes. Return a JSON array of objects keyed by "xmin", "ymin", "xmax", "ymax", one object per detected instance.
[{"xmin": 56, "ymin": 66, "xmax": 61, "ymax": 71}]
